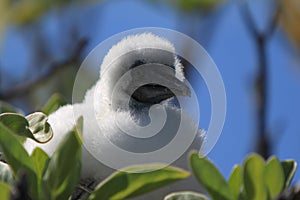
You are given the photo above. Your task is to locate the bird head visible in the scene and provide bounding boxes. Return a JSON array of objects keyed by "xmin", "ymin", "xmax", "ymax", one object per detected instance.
[{"xmin": 97, "ymin": 33, "xmax": 190, "ymax": 110}]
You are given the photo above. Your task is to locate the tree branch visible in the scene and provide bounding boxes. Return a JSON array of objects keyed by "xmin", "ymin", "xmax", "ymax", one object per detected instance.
[
  {"xmin": 239, "ymin": 2, "xmax": 259, "ymax": 38},
  {"xmin": 0, "ymin": 38, "xmax": 88, "ymax": 101},
  {"xmin": 239, "ymin": 1, "xmax": 281, "ymax": 158}
]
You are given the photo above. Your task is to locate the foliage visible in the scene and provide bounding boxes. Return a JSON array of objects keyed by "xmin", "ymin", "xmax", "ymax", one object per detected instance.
[
  {"xmin": 41, "ymin": 93, "xmax": 67, "ymax": 115},
  {"xmin": 88, "ymin": 164, "xmax": 189, "ymax": 200},
  {"xmin": 0, "ymin": 0, "xmax": 101, "ymax": 45},
  {"xmin": 0, "ymin": 112, "xmax": 53, "ymax": 143},
  {"xmin": 1, "ymin": 0, "xmax": 95, "ymax": 25},
  {"xmin": 0, "ymin": 99, "xmax": 190, "ymax": 200},
  {"xmin": 0, "ymin": 182, "xmax": 10, "ymax": 200},
  {"xmin": 174, "ymin": 0, "xmax": 224, "ymax": 12},
  {"xmin": 189, "ymin": 152, "xmax": 298, "ymax": 200},
  {"xmin": 149, "ymin": 0, "xmax": 224, "ymax": 12},
  {"xmin": 0, "ymin": 97, "xmax": 298, "ymax": 199},
  {"xmin": 0, "ymin": 118, "xmax": 82, "ymax": 199}
]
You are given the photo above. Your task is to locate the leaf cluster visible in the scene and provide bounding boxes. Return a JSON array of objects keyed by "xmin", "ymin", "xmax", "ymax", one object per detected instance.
[
  {"xmin": 188, "ymin": 152, "xmax": 297, "ymax": 200},
  {"xmin": 0, "ymin": 94, "xmax": 298, "ymax": 200},
  {"xmin": 0, "ymin": 95, "xmax": 190, "ymax": 200}
]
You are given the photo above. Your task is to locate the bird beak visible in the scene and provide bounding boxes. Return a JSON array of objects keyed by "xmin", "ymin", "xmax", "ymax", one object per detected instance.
[{"xmin": 131, "ymin": 64, "xmax": 191, "ymax": 104}]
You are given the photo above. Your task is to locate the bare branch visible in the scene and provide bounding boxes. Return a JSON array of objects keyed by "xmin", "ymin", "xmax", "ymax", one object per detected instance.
[
  {"xmin": 238, "ymin": 2, "xmax": 259, "ymax": 38},
  {"xmin": 238, "ymin": 1, "xmax": 281, "ymax": 158},
  {"xmin": 265, "ymin": 2, "xmax": 281, "ymax": 38},
  {"xmin": 0, "ymin": 38, "xmax": 88, "ymax": 101},
  {"xmin": 239, "ymin": 1, "xmax": 281, "ymax": 39}
]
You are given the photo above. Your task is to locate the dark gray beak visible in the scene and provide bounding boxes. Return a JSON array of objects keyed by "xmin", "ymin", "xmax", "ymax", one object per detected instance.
[
  {"xmin": 131, "ymin": 65, "xmax": 191, "ymax": 104},
  {"xmin": 132, "ymin": 84, "xmax": 175, "ymax": 104}
]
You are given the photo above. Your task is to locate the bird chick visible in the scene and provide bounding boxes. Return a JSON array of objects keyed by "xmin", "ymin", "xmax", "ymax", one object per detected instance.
[{"xmin": 24, "ymin": 33, "xmax": 204, "ymax": 199}]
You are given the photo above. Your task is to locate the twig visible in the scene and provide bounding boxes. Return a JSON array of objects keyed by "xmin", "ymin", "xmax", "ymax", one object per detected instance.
[
  {"xmin": 239, "ymin": 1, "xmax": 280, "ymax": 158},
  {"xmin": 0, "ymin": 38, "xmax": 88, "ymax": 101},
  {"xmin": 72, "ymin": 179, "xmax": 95, "ymax": 200},
  {"xmin": 239, "ymin": 3, "xmax": 259, "ymax": 38}
]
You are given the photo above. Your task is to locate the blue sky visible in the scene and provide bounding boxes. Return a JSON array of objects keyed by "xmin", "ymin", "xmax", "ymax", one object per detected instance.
[
  {"xmin": 1, "ymin": 0, "xmax": 300, "ymax": 182},
  {"xmin": 79, "ymin": 0, "xmax": 300, "ymax": 182}
]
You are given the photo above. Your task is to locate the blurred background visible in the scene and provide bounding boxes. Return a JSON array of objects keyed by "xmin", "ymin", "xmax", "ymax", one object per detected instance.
[{"xmin": 0, "ymin": 0, "xmax": 299, "ymax": 184}]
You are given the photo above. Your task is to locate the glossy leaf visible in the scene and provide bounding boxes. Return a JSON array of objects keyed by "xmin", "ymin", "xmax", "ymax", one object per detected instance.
[
  {"xmin": 0, "ymin": 112, "xmax": 53, "ymax": 143},
  {"xmin": 0, "ymin": 122, "xmax": 38, "ymax": 198},
  {"xmin": 42, "ymin": 123, "xmax": 82, "ymax": 200},
  {"xmin": 0, "ymin": 161, "xmax": 14, "ymax": 184},
  {"xmin": 281, "ymin": 160, "xmax": 297, "ymax": 188},
  {"xmin": 30, "ymin": 148, "xmax": 49, "ymax": 179},
  {"xmin": 41, "ymin": 93, "xmax": 67, "ymax": 115},
  {"xmin": 0, "ymin": 113, "xmax": 32, "ymax": 139},
  {"xmin": 228, "ymin": 165, "xmax": 242, "ymax": 199},
  {"xmin": 190, "ymin": 152, "xmax": 234, "ymax": 200},
  {"xmin": 26, "ymin": 112, "xmax": 53, "ymax": 143},
  {"xmin": 243, "ymin": 154, "xmax": 267, "ymax": 200},
  {"xmin": 0, "ymin": 182, "xmax": 11, "ymax": 200},
  {"xmin": 0, "ymin": 123, "xmax": 35, "ymax": 175},
  {"xmin": 88, "ymin": 164, "xmax": 190, "ymax": 200},
  {"xmin": 265, "ymin": 156, "xmax": 285, "ymax": 199},
  {"xmin": 164, "ymin": 191, "xmax": 208, "ymax": 200}
]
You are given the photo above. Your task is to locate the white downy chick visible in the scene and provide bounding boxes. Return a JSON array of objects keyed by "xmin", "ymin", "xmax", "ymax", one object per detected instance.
[{"xmin": 24, "ymin": 33, "xmax": 204, "ymax": 199}]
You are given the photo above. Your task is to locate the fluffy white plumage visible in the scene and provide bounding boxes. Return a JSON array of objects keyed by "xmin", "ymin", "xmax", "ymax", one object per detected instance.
[{"xmin": 24, "ymin": 33, "xmax": 204, "ymax": 199}]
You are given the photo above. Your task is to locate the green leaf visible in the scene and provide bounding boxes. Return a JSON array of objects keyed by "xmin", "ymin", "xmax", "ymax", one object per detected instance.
[
  {"xmin": 0, "ymin": 122, "xmax": 38, "ymax": 198},
  {"xmin": 0, "ymin": 101, "xmax": 22, "ymax": 114},
  {"xmin": 175, "ymin": 0, "xmax": 223, "ymax": 12},
  {"xmin": 0, "ymin": 123, "xmax": 35, "ymax": 175},
  {"xmin": 0, "ymin": 162, "xmax": 14, "ymax": 184},
  {"xmin": 88, "ymin": 164, "xmax": 190, "ymax": 200},
  {"xmin": 0, "ymin": 113, "xmax": 32, "ymax": 140},
  {"xmin": 190, "ymin": 152, "xmax": 234, "ymax": 200},
  {"xmin": 228, "ymin": 165, "xmax": 242, "ymax": 199},
  {"xmin": 76, "ymin": 116, "xmax": 84, "ymax": 135},
  {"xmin": 42, "ymin": 123, "xmax": 82, "ymax": 200},
  {"xmin": 7, "ymin": 0, "xmax": 97, "ymax": 26},
  {"xmin": 0, "ymin": 112, "xmax": 53, "ymax": 143},
  {"xmin": 26, "ymin": 112, "xmax": 53, "ymax": 143},
  {"xmin": 243, "ymin": 154, "xmax": 267, "ymax": 200},
  {"xmin": 0, "ymin": 182, "xmax": 11, "ymax": 200},
  {"xmin": 281, "ymin": 160, "xmax": 297, "ymax": 188},
  {"xmin": 9, "ymin": 0, "xmax": 50, "ymax": 25},
  {"xmin": 30, "ymin": 148, "xmax": 49, "ymax": 179},
  {"xmin": 164, "ymin": 191, "xmax": 208, "ymax": 200},
  {"xmin": 265, "ymin": 156, "xmax": 285, "ymax": 199},
  {"xmin": 41, "ymin": 93, "xmax": 67, "ymax": 115}
]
